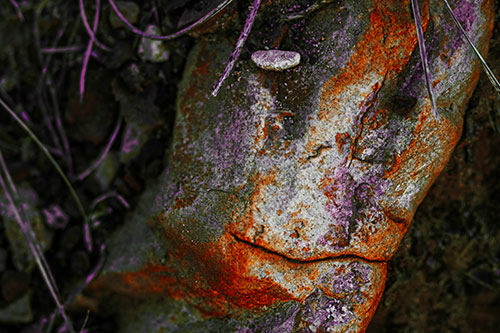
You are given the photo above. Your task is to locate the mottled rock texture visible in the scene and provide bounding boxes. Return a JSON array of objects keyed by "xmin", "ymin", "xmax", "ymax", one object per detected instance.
[{"xmin": 87, "ymin": 0, "xmax": 494, "ymax": 331}]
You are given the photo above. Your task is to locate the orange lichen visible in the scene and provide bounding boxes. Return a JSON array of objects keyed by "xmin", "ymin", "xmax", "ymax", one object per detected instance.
[{"xmin": 319, "ymin": 0, "xmax": 419, "ymax": 121}]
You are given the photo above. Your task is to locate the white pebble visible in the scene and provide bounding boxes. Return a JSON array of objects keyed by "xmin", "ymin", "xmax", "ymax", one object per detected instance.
[{"xmin": 251, "ymin": 50, "xmax": 301, "ymax": 71}]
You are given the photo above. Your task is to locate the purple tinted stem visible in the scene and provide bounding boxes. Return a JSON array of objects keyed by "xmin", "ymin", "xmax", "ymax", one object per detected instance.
[
  {"xmin": 9, "ymin": 0, "xmax": 24, "ymax": 21},
  {"xmin": 80, "ymin": 0, "xmax": 101, "ymax": 103},
  {"xmin": 49, "ymin": 83, "xmax": 73, "ymax": 175},
  {"xmin": 411, "ymin": 0, "xmax": 438, "ymax": 119},
  {"xmin": 211, "ymin": 0, "xmax": 262, "ymax": 97},
  {"xmin": 0, "ymin": 152, "xmax": 75, "ymax": 333},
  {"xmin": 41, "ymin": 46, "xmax": 83, "ymax": 53},
  {"xmin": 442, "ymin": 0, "xmax": 500, "ymax": 95},
  {"xmin": 76, "ymin": 116, "xmax": 122, "ymax": 181},
  {"xmin": 79, "ymin": 0, "xmax": 110, "ymax": 51},
  {"xmin": 107, "ymin": 0, "xmax": 234, "ymax": 40},
  {"xmin": 91, "ymin": 191, "xmax": 129, "ymax": 209},
  {"xmin": 0, "ymin": 153, "xmax": 60, "ymax": 296}
]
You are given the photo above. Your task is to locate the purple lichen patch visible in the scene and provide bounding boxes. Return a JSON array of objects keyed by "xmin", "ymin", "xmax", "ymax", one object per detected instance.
[{"xmin": 296, "ymin": 289, "xmax": 355, "ymax": 332}]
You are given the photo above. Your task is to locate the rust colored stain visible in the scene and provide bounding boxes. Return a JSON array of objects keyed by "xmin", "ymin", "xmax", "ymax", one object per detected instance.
[
  {"xmin": 161, "ymin": 229, "xmax": 300, "ymax": 314},
  {"xmin": 181, "ymin": 43, "xmax": 213, "ymax": 117},
  {"xmin": 319, "ymin": 0, "xmax": 419, "ymax": 121}
]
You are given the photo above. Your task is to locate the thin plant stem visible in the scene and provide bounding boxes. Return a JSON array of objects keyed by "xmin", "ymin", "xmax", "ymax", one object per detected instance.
[
  {"xmin": 38, "ymin": 28, "xmax": 65, "ymax": 153},
  {"xmin": 107, "ymin": 0, "xmax": 234, "ymax": 40},
  {"xmin": 0, "ymin": 154, "xmax": 60, "ymax": 295},
  {"xmin": 41, "ymin": 46, "xmax": 84, "ymax": 54},
  {"xmin": 76, "ymin": 116, "xmax": 122, "ymax": 181},
  {"xmin": 91, "ymin": 191, "xmax": 129, "ymax": 209},
  {"xmin": 0, "ymin": 152, "xmax": 75, "ymax": 333},
  {"xmin": 48, "ymin": 80, "xmax": 74, "ymax": 176},
  {"xmin": 442, "ymin": 0, "xmax": 500, "ymax": 95},
  {"xmin": 34, "ymin": 0, "xmax": 51, "ymax": 65},
  {"xmin": 211, "ymin": 0, "xmax": 261, "ymax": 97},
  {"xmin": 48, "ymin": 244, "xmax": 106, "ymax": 332},
  {"xmin": 411, "ymin": 0, "xmax": 439, "ymax": 119},
  {"xmin": 8, "ymin": 0, "xmax": 24, "ymax": 21},
  {"xmin": 79, "ymin": 0, "xmax": 111, "ymax": 51},
  {"xmin": 80, "ymin": 0, "xmax": 101, "ymax": 103},
  {"xmin": 0, "ymin": 97, "xmax": 89, "ymax": 250}
]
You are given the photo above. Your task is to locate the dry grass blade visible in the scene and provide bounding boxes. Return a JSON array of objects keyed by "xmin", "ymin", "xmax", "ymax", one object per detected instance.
[
  {"xmin": 442, "ymin": 0, "xmax": 500, "ymax": 95},
  {"xmin": 0, "ymin": 97, "xmax": 90, "ymax": 251},
  {"xmin": 108, "ymin": 0, "xmax": 234, "ymax": 40},
  {"xmin": 211, "ymin": 0, "xmax": 262, "ymax": 97},
  {"xmin": 0, "ymin": 151, "xmax": 75, "ymax": 333},
  {"xmin": 411, "ymin": 0, "xmax": 439, "ymax": 119}
]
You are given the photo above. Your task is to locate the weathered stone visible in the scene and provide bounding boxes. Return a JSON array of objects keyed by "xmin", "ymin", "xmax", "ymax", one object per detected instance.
[
  {"xmin": 251, "ymin": 50, "xmax": 301, "ymax": 71},
  {"xmin": 86, "ymin": 0, "xmax": 494, "ymax": 331},
  {"xmin": 109, "ymin": 1, "xmax": 140, "ymax": 29},
  {"xmin": 93, "ymin": 152, "xmax": 119, "ymax": 191},
  {"xmin": 0, "ymin": 292, "xmax": 33, "ymax": 324},
  {"xmin": 138, "ymin": 26, "xmax": 170, "ymax": 63}
]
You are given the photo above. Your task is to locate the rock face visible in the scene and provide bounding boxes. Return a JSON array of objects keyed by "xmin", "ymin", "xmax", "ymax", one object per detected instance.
[{"xmin": 87, "ymin": 0, "xmax": 494, "ymax": 331}]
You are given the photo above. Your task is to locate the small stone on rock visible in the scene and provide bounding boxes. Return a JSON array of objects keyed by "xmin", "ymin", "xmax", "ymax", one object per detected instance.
[
  {"xmin": 251, "ymin": 50, "xmax": 301, "ymax": 71},
  {"xmin": 138, "ymin": 26, "xmax": 170, "ymax": 63}
]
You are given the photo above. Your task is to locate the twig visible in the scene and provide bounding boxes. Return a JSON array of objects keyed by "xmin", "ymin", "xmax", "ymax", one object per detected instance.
[
  {"xmin": 411, "ymin": 0, "xmax": 439, "ymax": 119},
  {"xmin": 80, "ymin": 0, "xmax": 102, "ymax": 103},
  {"xmin": 107, "ymin": 0, "xmax": 234, "ymax": 40},
  {"xmin": 442, "ymin": 0, "xmax": 500, "ymax": 95},
  {"xmin": 0, "ymin": 151, "xmax": 75, "ymax": 333},
  {"xmin": 211, "ymin": 0, "xmax": 262, "ymax": 97}
]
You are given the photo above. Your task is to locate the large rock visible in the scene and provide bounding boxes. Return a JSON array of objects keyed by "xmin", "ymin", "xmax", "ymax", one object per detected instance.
[{"xmin": 86, "ymin": 0, "xmax": 494, "ymax": 331}]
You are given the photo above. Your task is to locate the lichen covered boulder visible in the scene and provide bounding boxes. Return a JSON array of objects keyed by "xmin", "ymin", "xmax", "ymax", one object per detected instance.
[{"xmin": 87, "ymin": 0, "xmax": 494, "ymax": 331}]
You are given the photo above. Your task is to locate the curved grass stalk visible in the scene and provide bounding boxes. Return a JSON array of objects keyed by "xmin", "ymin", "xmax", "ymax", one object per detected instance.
[
  {"xmin": 8, "ymin": 0, "xmax": 24, "ymax": 21},
  {"xmin": 80, "ymin": 0, "xmax": 102, "ymax": 103},
  {"xmin": 442, "ymin": 0, "xmax": 500, "ymax": 95},
  {"xmin": 108, "ymin": 0, "xmax": 234, "ymax": 40},
  {"xmin": 0, "ymin": 152, "xmax": 75, "ymax": 333},
  {"xmin": 76, "ymin": 116, "xmax": 122, "ymax": 181},
  {"xmin": 0, "ymin": 97, "xmax": 90, "ymax": 250},
  {"xmin": 79, "ymin": 0, "xmax": 111, "ymax": 51}
]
